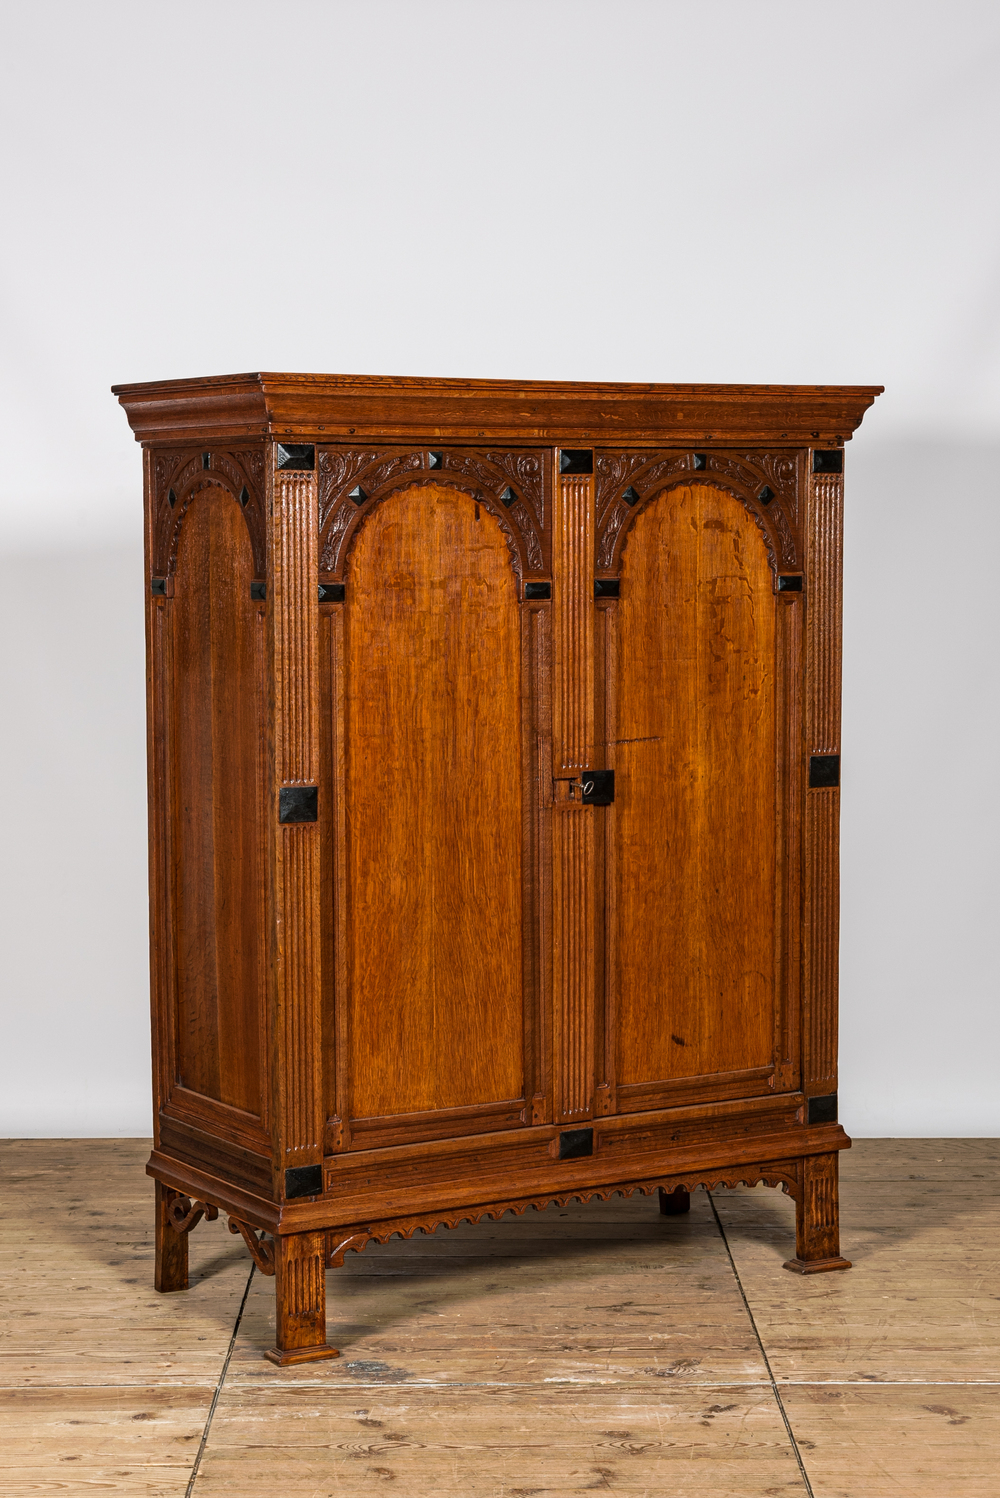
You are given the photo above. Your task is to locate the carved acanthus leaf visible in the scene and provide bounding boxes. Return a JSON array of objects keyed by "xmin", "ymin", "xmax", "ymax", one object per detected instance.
[
  {"xmin": 738, "ymin": 451, "xmax": 798, "ymax": 510},
  {"xmin": 596, "ymin": 500, "xmax": 632, "ymax": 570},
  {"xmin": 366, "ymin": 451, "xmax": 425, "ymax": 490},
  {"xmin": 317, "ymin": 449, "xmax": 380, "ymax": 529},
  {"xmin": 319, "ymin": 501, "xmax": 357, "ymax": 572},
  {"xmin": 509, "ymin": 501, "xmax": 543, "ymax": 570},
  {"xmin": 484, "ymin": 451, "xmax": 545, "ymax": 524},
  {"xmin": 771, "ymin": 502, "xmax": 797, "ymax": 566},
  {"xmin": 441, "ymin": 451, "xmax": 501, "ymax": 493},
  {"xmin": 153, "ymin": 452, "xmax": 186, "ymax": 507},
  {"xmin": 594, "ymin": 452, "xmax": 655, "ymax": 516}
]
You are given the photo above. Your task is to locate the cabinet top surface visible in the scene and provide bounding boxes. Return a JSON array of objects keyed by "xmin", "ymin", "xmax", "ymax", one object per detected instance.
[{"xmin": 112, "ymin": 370, "xmax": 882, "ymax": 446}]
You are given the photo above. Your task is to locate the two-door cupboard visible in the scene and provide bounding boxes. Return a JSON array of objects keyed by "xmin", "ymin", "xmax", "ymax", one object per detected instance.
[{"xmin": 113, "ymin": 374, "xmax": 880, "ymax": 1363}]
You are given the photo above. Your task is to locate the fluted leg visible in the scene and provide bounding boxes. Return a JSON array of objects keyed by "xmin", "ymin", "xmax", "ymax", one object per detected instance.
[
  {"xmin": 784, "ymin": 1151, "xmax": 852, "ymax": 1273},
  {"xmin": 266, "ymin": 1230, "xmax": 340, "ymax": 1365}
]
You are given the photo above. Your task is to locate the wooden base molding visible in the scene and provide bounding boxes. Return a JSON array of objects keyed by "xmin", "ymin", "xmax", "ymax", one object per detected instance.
[
  {"xmin": 264, "ymin": 1344, "xmax": 340, "ymax": 1366},
  {"xmin": 783, "ymin": 1255, "xmax": 853, "ymax": 1274}
]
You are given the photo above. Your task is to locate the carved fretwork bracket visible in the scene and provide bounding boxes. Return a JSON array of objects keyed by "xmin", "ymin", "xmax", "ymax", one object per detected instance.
[
  {"xmin": 317, "ymin": 447, "xmax": 548, "ymax": 579},
  {"xmin": 228, "ymin": 1217, "xmax": 277, "ymax": 1276},
  {"xmin": 324, "ymin": 1162, "xmax": 803, "ymax": 1267},
  {"xmin": 595, "ymin": 450, "xmax": 804, "ymax": 578},
  {"xmin": 165, "ymin": 1193, "xmax": 219, "ymax": 1235}
]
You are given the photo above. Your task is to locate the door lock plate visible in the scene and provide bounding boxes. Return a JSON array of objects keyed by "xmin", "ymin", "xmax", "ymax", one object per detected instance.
[{"xmin": 576, "ymin": 770, "xmax": 614, "ymax": 805}]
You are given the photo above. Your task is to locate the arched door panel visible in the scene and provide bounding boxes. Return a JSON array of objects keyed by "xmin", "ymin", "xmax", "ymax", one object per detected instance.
[
  {"xmin": 608, "ymin": 483, "xmax": 781, "ymax": 1109},
  {"xmin": 338, "ymin": 484, "xmax": 528, "ymax": 1146}
]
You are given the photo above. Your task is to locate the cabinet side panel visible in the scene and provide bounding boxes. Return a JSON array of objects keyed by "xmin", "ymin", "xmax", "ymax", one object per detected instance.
[
  {"xmin": 345, "ymin": 484, "xmax": 524, "ymax": 1121},
  {"xmin": 145, "ymin": 449, "xmax": 173, "ymax": 1137},
  {"xmin": 614, "ymin": 483, "xmax": 777, "ymax": 1086},
  {"xmin": 169, "ymin": 487, "xmax": 266, "ymax": 1116}
]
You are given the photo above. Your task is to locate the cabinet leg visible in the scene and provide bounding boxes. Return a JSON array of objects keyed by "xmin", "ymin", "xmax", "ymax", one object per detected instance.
[
  {"xmin": 783, "ymin": 1152, "xmax": 852, "ymax": 1274},
  {"xmin": 154, "ymin": 1182, "xmax": 188, "ymax": 1293},
  {"xmin": 265, "ymin": 1231, "xmax": 340, "ymax": 1366},
  {"xmin": 659, "ymin": 1185, "xmax": 691, "ymax": 1215}
]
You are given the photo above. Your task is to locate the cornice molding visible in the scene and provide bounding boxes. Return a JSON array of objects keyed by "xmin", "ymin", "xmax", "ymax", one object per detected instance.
[{"xmin": 113, "ymin": 372, "xmax": 883, "ymax": 446}]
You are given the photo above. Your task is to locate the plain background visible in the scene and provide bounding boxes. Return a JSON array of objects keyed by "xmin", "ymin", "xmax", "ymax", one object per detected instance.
[{"xmin": 1, "ymin": 1, "xmax": 997, "ymax": 1137}]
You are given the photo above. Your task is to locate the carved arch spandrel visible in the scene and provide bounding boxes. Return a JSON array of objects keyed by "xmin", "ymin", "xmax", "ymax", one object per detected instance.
[
  {"xmin": 325, "ymin": 1161, "xmax": 803, "ymax": 1266},
  {"xmin": 318, "ymin": 447, "xmax": 547, "ymax": 579},
  {"xmin": 595, "ymin": 450, "xmax": 804, "ymax": 578},
  {"xmin": 151, "ymin": 447, "xmax": 266, "ymax": 578}
]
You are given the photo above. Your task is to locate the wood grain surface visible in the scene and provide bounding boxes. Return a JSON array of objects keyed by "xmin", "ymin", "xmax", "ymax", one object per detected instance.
[
  {"xmin": 5, "ymin": 1139, "xmax": 998, "ymax": 1495},
  {"xmin": 802, "ymin": 470, "xmax": 844, "ymax": 1094},
  {"xmin": 114, "ymin": 372, "xmax": 883, "ymax": 446},
  {"xmin": 130, "ymin": 380, "xmax": 877, "ymax": 1360},
  {"xmin": 269, "ymin": 464, "xmax": 325, "ymax": 1171},
  {"xmin": 169, "ymin": 487, "xmax": 265, "ymax": 1116},
  {"xmin": 344, "ymin": 484, "xmax": 524, "ymax": 1123},
  {"xmin": 612, "ymin": 484, "xmax": 776, "ymax": 1093}
]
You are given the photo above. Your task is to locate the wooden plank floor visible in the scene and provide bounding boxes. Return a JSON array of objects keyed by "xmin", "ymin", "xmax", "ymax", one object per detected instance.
[{"xmin": 2, "ymin": 1140, "xmax": 997, "ymax": 1495}]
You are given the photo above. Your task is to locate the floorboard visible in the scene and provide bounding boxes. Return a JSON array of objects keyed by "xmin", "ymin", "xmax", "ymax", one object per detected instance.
[{"xmin": 3, "ymin": 1138, "xmax": 997, "ymax": 1495}]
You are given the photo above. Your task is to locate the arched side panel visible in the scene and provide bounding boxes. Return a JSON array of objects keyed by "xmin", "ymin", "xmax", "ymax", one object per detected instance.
[
  {"xmin": 604, "ymin": 482, "xmax": 786, "ymax": 1113},
  {"xmin": 164, "ymin": 486, "xmax": 267, "ymax": 1128},
  {"xmin": 333, "ymin": 483, "xmax": 531, "ymax": 1150},
  {"xmin": 151, "ymin": 447, "xmax": 266, "ymax": 579}
]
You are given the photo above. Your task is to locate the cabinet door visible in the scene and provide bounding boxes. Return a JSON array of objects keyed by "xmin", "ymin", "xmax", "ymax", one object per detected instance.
[
  {"xmin": 601, "ymin": 481, "xmax": 798, "ymax": 1112},
  {"xmin": 325, "ymin": 479, "xmax": 542, "ymax": 1151}
]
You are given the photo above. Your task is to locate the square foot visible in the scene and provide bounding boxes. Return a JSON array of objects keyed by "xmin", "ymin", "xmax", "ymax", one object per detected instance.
[{"xmin": 782, "ymin": 1255, "xmax": 853, "ymax": 1274}]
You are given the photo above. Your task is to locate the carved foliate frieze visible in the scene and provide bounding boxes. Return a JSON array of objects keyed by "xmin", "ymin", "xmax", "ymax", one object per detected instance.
[
  {"xmin": 595, "ymin": 449, "xmax": 804, "ymax": 577},
  {"xmin": 317, "ymin": 447, "xmax": 548, "ymax": 578},
  {"xmin": 151, "ymin": 446, "xmax": 266, "ymax": 577}
]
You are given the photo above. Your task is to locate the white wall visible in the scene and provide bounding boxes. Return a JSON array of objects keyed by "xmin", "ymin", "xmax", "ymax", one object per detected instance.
[{"xmin": 1, "ymin": 0, "xmax": 997, "ymax": 1135}]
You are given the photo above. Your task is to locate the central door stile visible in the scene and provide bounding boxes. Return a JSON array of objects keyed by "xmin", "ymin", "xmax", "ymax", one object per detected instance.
[{"xmin": 552, "ymin": 456, "xmax": 596, "ymax": 1125}]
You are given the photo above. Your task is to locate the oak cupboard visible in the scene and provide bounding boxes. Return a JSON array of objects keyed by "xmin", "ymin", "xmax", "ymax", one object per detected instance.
[{"xmin": 113, "ymin": 373, "xmax": 880, "ymax": 1365}]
